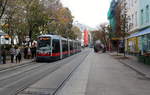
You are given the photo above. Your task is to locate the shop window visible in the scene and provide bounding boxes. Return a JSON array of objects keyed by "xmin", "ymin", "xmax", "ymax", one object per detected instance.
[
  {"xmin": 128, "ymin": 40, "xmax": 136, "ymax": 52},
  {"xmin": 142, "ymin": 35, "xmax": 148, "ymax": 52},
  {"xmin": 147, "ymin": 34, "xmax": 150, "ymax": 51}
]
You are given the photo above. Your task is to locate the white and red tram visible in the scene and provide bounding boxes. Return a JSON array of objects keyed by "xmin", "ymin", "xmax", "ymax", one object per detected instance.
[{"xmin": 36, "ymin": 34, "xmax": 81, "ymax": 62}]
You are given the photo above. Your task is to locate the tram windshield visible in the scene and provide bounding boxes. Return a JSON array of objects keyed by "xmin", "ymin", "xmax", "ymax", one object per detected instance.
[{"xmin": 38, "ymin": 37, "xmax": 52, "ymax": 51}]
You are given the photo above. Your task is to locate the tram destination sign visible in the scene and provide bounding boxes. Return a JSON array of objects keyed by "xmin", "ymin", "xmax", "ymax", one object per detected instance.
[{"xmin": 39, "ymin": 37, "xmax": 50, "ymax": 40}]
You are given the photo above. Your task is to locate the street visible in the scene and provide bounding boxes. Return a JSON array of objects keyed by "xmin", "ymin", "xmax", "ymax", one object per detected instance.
[
  {"xmin": 1, "ymin": 0, "xmax": 150, "ymax": 94},
  {"xmin": 0, "ymin": 49, "xmax": 149, "ymax": 95},
  {"xmin": 0, "ymin": 49, "xmax": 90, "ymax": 95}
]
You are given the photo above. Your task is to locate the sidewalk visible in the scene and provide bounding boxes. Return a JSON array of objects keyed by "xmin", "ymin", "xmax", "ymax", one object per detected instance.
[
  {"xmin": 57, "ymin": 51, "xmax": 150, "ymax": 95},
  {"xmin": 57, "ymin": 50, "xmax": 92, "ymax": 95},
  {"xmin": 109, "ymin": 52, "xmax": 150, "ymax": 78},
  {"xmin": 0, "ymin": 58, "xmax": 34, "ymax": 71}
]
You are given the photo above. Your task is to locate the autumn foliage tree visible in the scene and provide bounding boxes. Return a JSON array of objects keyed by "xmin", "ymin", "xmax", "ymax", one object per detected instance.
[
  {"xmin": 70, "ymin": 26, "xmax": 82, "ymax": 40},
  {"xmin": 115, "ymin": 1, "xmax": 129, "ymax": 56},
  {"xmin": 0, "ymin": 0, "xmax": 79, "ymax": 45}
]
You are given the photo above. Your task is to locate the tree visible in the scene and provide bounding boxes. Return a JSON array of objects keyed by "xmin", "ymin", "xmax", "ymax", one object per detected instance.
[
  {"xmin": 56, "ymin": 7, "xmax": 73, "ymax": 37},
  {"xmin": 24, "ymin": 0, "xmax": 45, "ymax": 40},
  {"xmin": 0, "ymin": 0, "xmax": 8, "ymax": 20},
  {"xmin": 2, "ymin": 0, "xmax": 26, "ymax": 44},
  {"xmin": 70, "ymin": 26, "xmax": 82, "ymax": 40},
  {"xmin": 120, "ymin": 1, "xmax": 129, "ymax": 56},
  {"xmin": 1, "ymin": 0, "xmax": 75, "ymax": 45}
]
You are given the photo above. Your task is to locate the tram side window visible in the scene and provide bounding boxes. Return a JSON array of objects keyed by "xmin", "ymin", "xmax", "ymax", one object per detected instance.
[
  {"xmin": 75, "ymin": 42, "xmax": 77, "ymax": 49},
  {"xmin": 79, "ymin": 42, "xmax": 81, "ymax": 49},
  {"xmin": 70, "ymin": 42, "xmax": 73, "ymax": 50},
  {"xmin": 52, "ymin": 39, "xmax": 60, "ymax": 53},
  {"xmin": 74, "ymin": 42, "xmax": 76, "ymax": 49},
  {"xmin": 62, "ymin": 40, "xmax": 68, "ymax": 52},
  {"xmin": 70, "ymin": 42, "xmax": 74, "ymax": 50}
]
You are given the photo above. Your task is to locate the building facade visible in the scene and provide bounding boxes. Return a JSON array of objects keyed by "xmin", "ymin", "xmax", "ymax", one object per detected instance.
[
  {"xmin": 126, "ymin": 0, "xmax": 150, "ymax": 54},
  {"xmin": 138, "ymin": 0, "xmax": 150, "ymax": 53},
  {"xmin": 126, "ymin": 0, "xmax": 140, "ymax": 54},
  {"xmin": 108, "ymin": 0, "xmax": 123, "ymax": 51},
  {"xmin": 108, "ymin": 0, "xmax": 117, "ymax": 33}
]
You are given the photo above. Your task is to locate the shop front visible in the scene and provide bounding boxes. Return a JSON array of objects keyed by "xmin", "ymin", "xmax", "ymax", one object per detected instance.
[
  {"xmin": 127, "ymin": 28, "xmax": 150, "ymax": 64},
  {"xmin": 127, "ymin": 37, "xmax": 139, "ymax": 54},
  {"xmin": 127, "ymin": 28, "xmax": 150, "ymax": 54},
  {"xmin": 139, "ymin": 34, "xmax": 150, "ymax": 53}
]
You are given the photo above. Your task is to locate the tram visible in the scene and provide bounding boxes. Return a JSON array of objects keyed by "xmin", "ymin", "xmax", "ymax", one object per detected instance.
[{"xmin": 36, "ymin": 34, "xmax": 81, "ymax": 62}]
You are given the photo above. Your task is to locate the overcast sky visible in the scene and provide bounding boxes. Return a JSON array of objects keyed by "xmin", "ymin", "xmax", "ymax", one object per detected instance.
[{"xmin": 60, "ymin": 0, "xmax": 110, "ymax": 28}]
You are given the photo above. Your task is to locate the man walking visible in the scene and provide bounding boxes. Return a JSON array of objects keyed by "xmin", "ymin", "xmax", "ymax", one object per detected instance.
[
  {"xmin": 1, "ymin": 48, "xmax": 6, "ymax": 64},
  {"xmin": 10, "ymin": 46, "xmax": 16, "ymax": 63}
]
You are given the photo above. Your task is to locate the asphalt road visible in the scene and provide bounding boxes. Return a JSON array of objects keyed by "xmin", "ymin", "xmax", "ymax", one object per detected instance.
[{"xmin": 0, "ymin": 49, "xmax": 90, "ymax": 95}]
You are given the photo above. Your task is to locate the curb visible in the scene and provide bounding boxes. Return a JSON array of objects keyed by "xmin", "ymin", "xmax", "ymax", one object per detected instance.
[
  {"xmin": 108, "ymin": 53, "xmax": 150, "ymax": 79},
  {"xmin": 0, "ymin": 59, "xmax": 35, "ymax": 71},
  {"xmin": 119, "ymin": 59, "xmax": 150, "ymax": 79}
]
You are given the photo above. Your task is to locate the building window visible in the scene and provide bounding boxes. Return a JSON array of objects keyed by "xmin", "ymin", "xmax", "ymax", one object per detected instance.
[
  {"xmin": 132, "ymin": 0, "xmax": 134, "ymax": 7},
  {"xmin": 132, "ymin": 14, "xmax": 134, "ymax": 28},
  {"xmin": 146, "ymin": 5, "xmax": 149, "ymax": 23},
  {"xmin": 141, "ymin": 9, "xmax": 144, "ymax": 25},
  {"xmin": 135, "ymin": 12, "xmax": 138, "ymax": 26}
]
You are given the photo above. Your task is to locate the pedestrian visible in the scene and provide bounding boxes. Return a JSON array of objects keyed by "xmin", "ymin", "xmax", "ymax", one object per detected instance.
[
  {"xmin": 31, "ymin": 46, "xmax": 34, "ymax": 59},
  {"xmin": 1, "ymin": 48, "xmax": 6, "ymax": 64},
  {"xmin": 94, "ymin": 44, "xmax": 98, "ymax": 52},
  {"xmin": 15, "ymin": 47, "xmax": 22, "ymax": 63},
  {"xmin": 23, "ymin": 46, "xmax": 28, "ymax": 59},
  {"xmin": 102, "ymin": 46, "xmax": 106, "ymax": 53},
  {"xmin": 31, "ymin": 46, "xmax": 36, "ymax": 58},
  {"xmin": 33, "ymin": 46, "xmax": 36, "ymax": 57},
  {"xmin": 27, "ymin": 47, "xmax": 31, "ymax": 59},
  {"xmin": 9, "ymin": 46, "xmax": 16, "ymax": 63}
]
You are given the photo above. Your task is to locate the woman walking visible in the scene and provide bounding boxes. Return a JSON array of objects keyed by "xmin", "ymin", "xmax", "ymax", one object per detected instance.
[
  {"xmin": 15, "ymin": 47, "xmax": 22, "ymax": 63},
  {"xmin": 10, "ymin": 46, "xmax": 16, "ymax": 63}
]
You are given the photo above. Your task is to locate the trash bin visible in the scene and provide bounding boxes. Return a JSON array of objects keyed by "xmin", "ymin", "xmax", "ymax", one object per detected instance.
[
  {"xmin": 145, "ymin": 56, "xmax": 150, "ymax": 65},
  {"xmin": 138, "ymin": 55, "xmax": 145, "ymax": 63}
]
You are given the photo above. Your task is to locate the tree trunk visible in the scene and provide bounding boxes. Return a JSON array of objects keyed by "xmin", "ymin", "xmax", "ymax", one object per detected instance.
[
  {"xmin": 0, "ymin": 0, "xmax": 8, "ymax": 20},
  {"xmin": 123, "ymin": 37, "xmax": 126, "ymax": 57}
]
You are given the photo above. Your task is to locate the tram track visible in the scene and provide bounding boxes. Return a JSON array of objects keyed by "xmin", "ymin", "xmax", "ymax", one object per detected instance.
[
  {"xmin": 53, "ymin": 51, "xmax": 90, "ymax": 95},
  {"xmin": 0, "ymin": 61, "xmax": 35, "ymax": 73},
  {"xmin": 0, "ymin": 63, "xmax": 48, "ymax": 84},
  {"xmin": 17, "ymin": 49, "xmax": 91, "ymax": 95},
  {"xmin": 0, "ymin": 50, "xmax": 89, "ymax": 95}
]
